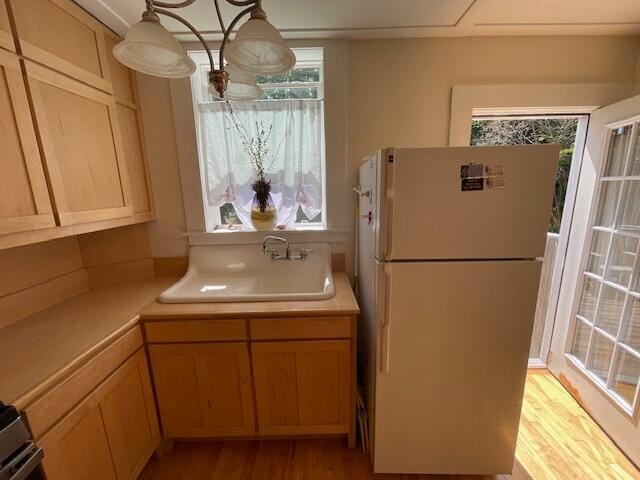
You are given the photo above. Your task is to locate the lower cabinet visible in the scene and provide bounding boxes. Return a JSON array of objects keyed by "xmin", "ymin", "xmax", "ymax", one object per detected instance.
[
  {"xmin": 251, "ymin": 340, "xmax": 351, "ymax": 435},
  {"xmin": 40, "ymin": 349, "xmax": 159, "ymax": 480},
  {"xmin": 148, "ymin": 343, "xmax": 255, "ymax": 437},
  {"xmin": 144, "ymin": 316, "xmax": 356, "ymax": 443}
]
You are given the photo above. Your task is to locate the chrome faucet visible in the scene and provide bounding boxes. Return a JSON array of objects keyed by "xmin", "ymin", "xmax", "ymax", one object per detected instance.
[
  {"xmin": 261, "ymin": 236, "xmax": 312, "ymax": 261},
  {"xmin": 262, "ymin": 236, "xmax": 290, "ymax": 260}
]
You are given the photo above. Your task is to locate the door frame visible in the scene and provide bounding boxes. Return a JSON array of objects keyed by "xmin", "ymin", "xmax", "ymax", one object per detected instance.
[{"xmin": 449, "ymin": 83, "xmax": 636, "ymax": 366}]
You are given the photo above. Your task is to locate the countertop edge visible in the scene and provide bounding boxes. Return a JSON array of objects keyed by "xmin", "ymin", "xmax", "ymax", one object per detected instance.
[
  {"xmin": 3, "ymin": 273, "xmax": 359, "ymax": 408},
  {"xmin": 139, "ymin": 273, "xmax": 360, "ymax": 319}
]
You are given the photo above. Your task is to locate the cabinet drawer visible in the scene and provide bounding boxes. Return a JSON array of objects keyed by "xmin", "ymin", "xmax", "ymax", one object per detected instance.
[
  {"xmin": 144, "ymin": 319, "xmax": 247, "ymax": 343},
  {"xmin": 9, "ymin": 0, "xmax": 113, "ymax": 92},
  {"xmin": 250, "ymin": 316, "xmax": 351, "ymax": 340},
  {"xmin": 24, "ymin": 326, "xmax": 143, "ymax": 439}
]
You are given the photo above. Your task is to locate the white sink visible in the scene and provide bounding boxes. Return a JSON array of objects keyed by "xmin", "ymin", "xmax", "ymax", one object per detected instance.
[{"xmin": 159, "ymin": 243, "xmax": 335, "ymax": 303}]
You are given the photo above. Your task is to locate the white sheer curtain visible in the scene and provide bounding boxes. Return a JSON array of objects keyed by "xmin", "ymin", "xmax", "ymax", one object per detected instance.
[{"xmin": 197, "ymin": 99, "xmax": 323, "ymax": 227}]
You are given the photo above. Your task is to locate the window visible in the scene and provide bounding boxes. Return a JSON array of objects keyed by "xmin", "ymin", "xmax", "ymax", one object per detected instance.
[
  {"xmin": 569, "ymin": 121, "xmax": 640, "ymax": 412},
  {"xmin": 189, "ymin": 48, "xmax": 326, "ymax": 231}
]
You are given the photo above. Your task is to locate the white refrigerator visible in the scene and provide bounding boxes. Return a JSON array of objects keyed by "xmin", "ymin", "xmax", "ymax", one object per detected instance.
[{"xmin": 357, "ymin": 145, "xmax": 558, "ymax": 475}]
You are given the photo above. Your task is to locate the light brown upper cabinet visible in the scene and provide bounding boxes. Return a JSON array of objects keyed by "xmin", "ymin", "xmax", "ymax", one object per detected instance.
[
  {"xmin": 8, "ymin": 0, "xmax": 113, "ymax": 92},
  {"xmin": 149, "ymin": 343, "xmax": 256, "ymax": 438},
  {"xmin": 104, "ymin": 33, "xmax": 154, "ymax": 218},
  {"xmin": 0, "ymin": 1, "xmax": 14, "ymax": 52},
  {"xmin": 26, "ymin": 61, "xmax": 134, "ymax": 226},
  {"xmin": 251, "ymin": 340, "xmax": 351, "ymax": 436},
  {"xmin": 0, "ymin": 50, "xmax": 55, "ymax": 235}
]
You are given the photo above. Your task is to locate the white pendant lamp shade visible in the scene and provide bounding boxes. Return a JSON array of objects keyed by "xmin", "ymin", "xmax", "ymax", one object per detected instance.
[
  {"xmin": 210, "ymin": 64, "xmax": 262, "ymax": 101},
  {"xmin": 225, "ymin": 18, "xmax": 295, "ymax": 75},
  {"xmin": 113, "ymin": 20, "xmax": 196, "ymax": 78}
]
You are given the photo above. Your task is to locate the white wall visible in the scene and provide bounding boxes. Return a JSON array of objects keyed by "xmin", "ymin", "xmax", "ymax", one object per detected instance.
[
  {"xmin": 137, "ymin": 74, "xmax": 189, "ymax": 257},
  {"xmin": 139, "ymin": 34, "xmax": 640, "ymax": 273}
]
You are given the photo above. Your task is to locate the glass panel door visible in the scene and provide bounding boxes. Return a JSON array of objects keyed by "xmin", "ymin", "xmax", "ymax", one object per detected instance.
[{"xmin": 568, "ymin": 122, "xmax": 640, "ymax": 413}]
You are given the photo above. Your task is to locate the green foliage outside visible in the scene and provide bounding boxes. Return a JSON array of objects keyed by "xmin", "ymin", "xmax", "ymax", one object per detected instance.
[
  {"xmin": 471, "ymin": 118, "xmax": 578, "ymax": 233},
  {"xmin": 255, "ymin": 67, "xmax": 320, "ymax": 84}
]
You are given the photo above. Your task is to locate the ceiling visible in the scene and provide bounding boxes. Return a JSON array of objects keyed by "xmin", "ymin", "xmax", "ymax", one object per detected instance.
[{"xmin": 78, "ymin": 0, "xmax": 640, "ymax": 40}]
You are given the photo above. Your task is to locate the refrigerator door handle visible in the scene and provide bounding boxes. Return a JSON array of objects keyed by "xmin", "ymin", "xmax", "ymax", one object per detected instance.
[{"xmin": 380, "ymin": 263, "xmax": 392, "ymax": 373}]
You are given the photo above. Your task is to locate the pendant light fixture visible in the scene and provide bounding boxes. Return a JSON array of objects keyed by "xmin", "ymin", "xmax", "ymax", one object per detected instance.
[{"xmin": 113, "ymin": 0, "xmax": 294, "ymax": 100}]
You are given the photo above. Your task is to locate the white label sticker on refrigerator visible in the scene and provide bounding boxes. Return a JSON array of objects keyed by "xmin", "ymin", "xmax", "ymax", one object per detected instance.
[
  {"xmin": 460, "ymin": 163, "xmax": 484, "ymax": 191},
  {"xmin": 485, "ymin": 164, "xmax": 505, "ymax": 189}
]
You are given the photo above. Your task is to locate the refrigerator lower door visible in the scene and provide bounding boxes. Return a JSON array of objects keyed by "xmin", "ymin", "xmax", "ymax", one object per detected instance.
[{"xmin": 373, "ymin": 260, "xmax": 541, "ymax": 474}]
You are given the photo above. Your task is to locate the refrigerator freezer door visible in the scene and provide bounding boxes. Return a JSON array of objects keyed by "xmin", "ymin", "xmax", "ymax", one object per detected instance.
[
  {"xmin": 373, "ymin": 260, "xmax": 541, "ymax": 474},
  {"xmin": 382, "ymin": 145, "xmax": 558, "ymax": 261}
]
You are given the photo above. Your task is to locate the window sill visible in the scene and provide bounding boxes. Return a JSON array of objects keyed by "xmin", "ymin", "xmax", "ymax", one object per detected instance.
[{"xmin": 185, "ymin": 228, "xmax": 351, "ymax": 246}]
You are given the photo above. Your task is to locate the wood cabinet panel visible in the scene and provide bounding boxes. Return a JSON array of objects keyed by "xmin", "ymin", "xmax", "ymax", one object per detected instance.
[
  {"xmin": 116, "ymin": 104, "xmax": 153, "ymax": 215},
  {"xmin": 0, "ymin": 1, "xmax": 14, "ymax": 52},
  {"xmin": 103, "ymin": 33, "xmax": 135, "ymax": 106},
  {"xmin": 101, "ymin": 350, "xmax": 160, "ymax": 480},
  {"xmin": 9, "ymin": 0, "xmax": 112, "ymax": 92},
  {"xmin": 250, "ymin": 316, "xmax": 351, "ymax": 340},
  {"xmin": 251, "ymin": 340, "xmax": 350, "ymax": 435},
  {"xmin": 145, "ymin": 319, "xmax": 247, "ymax": 343},
  {"xmin": 26, "ymin": 61, "xmax": 133, "ymax": 226},
  {"xmin": 149, "ymin": 343, "xmax": 255, "ymax": 437},
  {"xmin": 25, "ymin": 326, "xmax": 143, "ymax": 439},
  {"xmin": 41, "ymin": 404, "xmax": 117, "ymax": 480},
  {"xmin": 40, "ymin": 348, "xmax": 159, "ymax": 480},
  {"xmin": 0, "ymin": 51, "xmax": 55, "ymax": 235}
]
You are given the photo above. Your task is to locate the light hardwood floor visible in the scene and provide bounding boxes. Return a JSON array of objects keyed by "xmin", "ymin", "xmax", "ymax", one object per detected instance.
[{"xmin": 140, "ymin": 371, "xmax": 640, "ymax": 480}]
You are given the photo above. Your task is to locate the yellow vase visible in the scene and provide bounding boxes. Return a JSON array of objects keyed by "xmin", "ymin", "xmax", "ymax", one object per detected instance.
[{"xmin": 250, "ymin": 193, "xmax": 277, "ymax": 230}]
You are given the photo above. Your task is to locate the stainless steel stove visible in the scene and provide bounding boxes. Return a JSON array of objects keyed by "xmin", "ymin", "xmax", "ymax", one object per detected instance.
[{"xmin": 0, "ymin": 403, "xmax": 44, "ymax": 480}]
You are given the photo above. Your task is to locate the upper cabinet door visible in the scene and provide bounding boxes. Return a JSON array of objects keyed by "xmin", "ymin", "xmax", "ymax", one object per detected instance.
[
  {"xmin": 104, "ymin": 33, "xmax": 154, "ymax": 218},
  {"xmin": 8, "ymin": 0, "xmax": 113, "ymax": 92},
  {"xmin": 0, "ymin": 50, "xmax": 55, "ymax": 235},
  {"xmin": 0, "ymin": 1, "xmax": 14, "ymax": 52},
  {"xmin": 26, "ymin": 61, "xmax": 133, "ymax": 226}
]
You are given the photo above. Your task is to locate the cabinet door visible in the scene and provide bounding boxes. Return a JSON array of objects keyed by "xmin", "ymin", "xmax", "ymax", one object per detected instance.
[
  {"xmin": 26, "ymin": 61, "xmax": 133, "ymax": 226},
  {"xmin": 100, "ymin": 350, "xmax": 160, "ymax": 480},
  {"xmin": 0, "ymin": 50, "xmax": 55, "ymax": 235},
  {"xmin": 149, "ymin": 343, "xmax": 255, "ymax": 437},
  {"xmin": 104, "ymin": 33, "xmax": 154, "ymax": 218},
  {"xmin": 8, "ymin": 0, "xmax": 112, "ymax": 92},
  {"xmin": 40, "ymin": 404, "xmax": 117, "ymax": 480},
  {"xmin": 0, "ymin": 1, "xmax": 14, "ymax": 52},
  {"xmin": 40, "ymin": 349, "xmax": 158, "ymax": 480},
  {"xmin": 251, "ymin": 340, "xmax": 351, "ymax": 435}
]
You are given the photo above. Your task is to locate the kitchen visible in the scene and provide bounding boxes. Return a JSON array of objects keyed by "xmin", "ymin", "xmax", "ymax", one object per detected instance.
[{"xmin": 1, "ymin": 0, "xmax": 640, "ymax": 479}]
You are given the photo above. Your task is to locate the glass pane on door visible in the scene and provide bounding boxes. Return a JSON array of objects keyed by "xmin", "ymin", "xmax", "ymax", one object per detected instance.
[
  {"xmin": 595, "ymin": 181, "xmax": 621, "ymax": 227},
  {"xmin": 604, "ymin": 234, "xmax": 638, "ymax": 287},
  {"xmin": 567, "ymin": 121, "xmax": 640, "ymax": 413},
  {"xmin": 604, "ymin": 125, "xmax": 632, "ymax": 177},
  {"xmin": 611, "ymin": 349, "xmax": 640, "ymax": 407}
]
